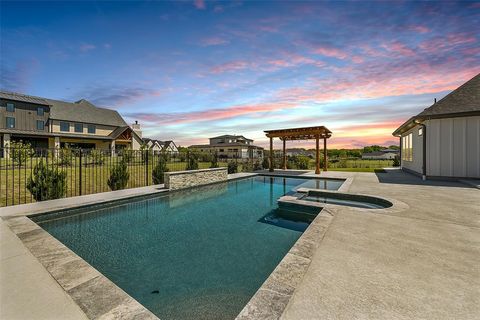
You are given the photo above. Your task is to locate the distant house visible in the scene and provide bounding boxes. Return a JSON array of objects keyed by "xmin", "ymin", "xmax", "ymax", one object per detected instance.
[
  {"xmin": 142, "ymin": 138, "xmax": 179, "ymax": 153},
  {"xmin": 362, "ymin": 151, "xmax": 397, "ymax": 160},
  {"xmin": 0, "ymin": 91, "xmax": 143, "ymax": 154},
  {"xmin": 189, "ymin": 134, "xmax": 264, "ymax": 159},
  {"xmin": 392, "ymin": 73, "xmax": 480, "ymax": 179}
]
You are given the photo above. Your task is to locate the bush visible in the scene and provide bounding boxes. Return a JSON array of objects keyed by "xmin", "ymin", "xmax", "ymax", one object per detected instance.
[
  {"xmin": 186, "ymin": 151, "xmax": 199, "ymax": 170},
  {"xmin": 26, "ymin": 160, "xmax": 67, "ymax": 201},
  {"xmin": 121, "ymin": 149, "xmax": 133, "ymax": 163},
  {"xmin": 152, "ymin": 153, "xmax": 169, "ymax": 184},
  {"xmin": 210, "ymin": 152, "xmax": 218, "ymax": 168},
  {"xmin": 262, "ymin": 157, "xmax": 269, "ymax": 170},
  {"xmin": 392, "ymin": 155, "xmax": 400, "ymax": 167},
  {"xmin": 57, "ymin": 147, "xmax": 73, "ymax": 166},
  {"xmin": 228, "ymin": 161, "xmax": 238, "ymax": 174},
  {"xmin": 9, "ymin": 141, "xmax": 34, "ymax": 166},
  {"xmin": 90, "ymin": 149, "xmax": 104, "ymax": 165},
  {"xmin": 107, "ymin": 160, "xmax": 129, "ymax": 191},
  {"xmin": 254, "ymin": 160, "xmax": 263, "ymax": 171}
]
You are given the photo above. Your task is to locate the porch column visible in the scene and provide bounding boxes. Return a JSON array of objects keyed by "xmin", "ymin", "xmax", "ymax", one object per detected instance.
[
  {"xmin": 315, "ymin": 135, "xmax": 320, "ymax": 174},
  {"xmin": 282, "ymin": 139, "xmax": 287, "ymax": 170},
  {"xmin": 323, "ymin": 136, "xmax": 328, "ymax": 171},
  {"xmin": 111, "ymin": 140, "xmax": 116, "ymax": 157},
  {"xmin": 54, "ymin": 136, "xmax": 60, "ymax": 158},
  {"xmin": 3, "ymin": 134, "xmax": 10, "ymax": 159},
  {"xmin": 269, "ymin": 137, "xmax": 274, "ymax": 172}
]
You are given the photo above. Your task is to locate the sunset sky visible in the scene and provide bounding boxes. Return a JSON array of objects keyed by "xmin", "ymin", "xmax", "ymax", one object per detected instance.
[{"xmin": 1, "ymin": 1, "xmax": 479, "ymax": 149}]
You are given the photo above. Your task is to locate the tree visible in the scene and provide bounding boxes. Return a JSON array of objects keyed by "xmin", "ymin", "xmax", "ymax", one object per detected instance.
[
  {"xmin": 186, "ymin": 150, "xmax": 199, "ymax": 170},
  {"xmin": 227, "ymin": 161, "xmax": 238, "ymax": 174},
  {"xmin": 152, "ymin": 153, "xmax": 169, "ymax": 184},
  {"xmin": 107, "ymin": 160, "xmax": 129, "ymax": 190},
  {"xmin": 210, "ymin": 152, "xmax": 218, "ymax": 168},
  {"xmin": 9, "ymin": 141, "xmax": 34, "ymax": 166},
  {"xmin": 26, "ymin": 160, "xmax": 67, "ymax": 201}
]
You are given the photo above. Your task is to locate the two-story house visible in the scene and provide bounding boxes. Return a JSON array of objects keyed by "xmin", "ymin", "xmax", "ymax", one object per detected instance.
[
  {"xmin": 0, "ymin": 91, "xmax": 143, "ymax": 154},
  {"xmin": 189, "ymin": 134, "xmax": 264, "ymax": 159},
  {"xmin": 142, "ymin": 138, "xmax": 179, "ymax": 153}
]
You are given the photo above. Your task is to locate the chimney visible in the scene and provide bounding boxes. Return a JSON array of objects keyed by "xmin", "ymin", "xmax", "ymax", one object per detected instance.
[
  {"xmin": 131, "ymin": 121, "xmax": 142, "ymax": 138},
  {"xmin": 434, "ymin": 98, "xmax": 437, "ymax": 104}
]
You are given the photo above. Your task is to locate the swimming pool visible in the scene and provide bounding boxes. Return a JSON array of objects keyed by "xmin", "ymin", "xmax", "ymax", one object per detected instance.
[{"xmin": 35, "ymin": 176, "xmax": 343, "ymax": 320}]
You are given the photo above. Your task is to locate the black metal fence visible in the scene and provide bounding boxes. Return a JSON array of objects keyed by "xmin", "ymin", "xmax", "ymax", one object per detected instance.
[{"xmin": 0, "ymin": 147, "xmax": 266, "ymax": 207}]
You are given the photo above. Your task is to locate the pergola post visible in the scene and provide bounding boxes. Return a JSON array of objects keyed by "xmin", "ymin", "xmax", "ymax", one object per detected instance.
[
  {"xmin": 315, "ymin": 135, "xmax": 320, "ymax": 174},
  {"xmin": 323, "ymin": 136, "xmax": 328, "ymax": 171},
  {"xmin": 282, "ymin": 139, "xmax": 287, "ymax": 170},
  {"xmin": 269, "ymin": 137, "xmax": 274, "ymax": 172}
]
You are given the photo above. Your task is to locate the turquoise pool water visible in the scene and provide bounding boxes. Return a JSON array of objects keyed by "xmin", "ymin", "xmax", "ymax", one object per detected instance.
[{"xmin": 37, "ymin": 176, "xmax": 342, "ymax": 320}]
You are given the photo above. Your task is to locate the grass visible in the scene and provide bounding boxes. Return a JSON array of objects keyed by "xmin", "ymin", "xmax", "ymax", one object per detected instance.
[{"xmin": 328, "ymin": 168, "xmax": 387, "ymax": 173}]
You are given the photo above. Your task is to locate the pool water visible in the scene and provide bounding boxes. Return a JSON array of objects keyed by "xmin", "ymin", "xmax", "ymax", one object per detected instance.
[{"xmin": 37, "ymin": 176, "xmax": 342, "ymax": 320}]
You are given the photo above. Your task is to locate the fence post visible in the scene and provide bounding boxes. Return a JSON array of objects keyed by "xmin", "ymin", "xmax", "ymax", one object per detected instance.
[
  {"xmin": 145, "ymin": 149, "xmax": 149, "ymax": 186},
  {"xmin": 79, "ymin": 150, "xmax": 82, "ymax": 196}
]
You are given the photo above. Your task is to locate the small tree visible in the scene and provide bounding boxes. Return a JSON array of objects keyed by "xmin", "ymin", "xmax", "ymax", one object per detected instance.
[
  {"xmin": 26, "ymin": 160, "xmax": 67, "ymax": 201},
  {"xmin": 210, "ymin": 152, "xmax": 218, "ymax": 168},
  {"xmin": 57, "ymin": 147, "xmax": 73, "ymax": 166},
  {"xmin": 262, "ymin": 157, "xmax": 269, "ymax": 170},
  {"xmin": 9, "ymin": 141, "xmax": 34, "ymax": 166},
  {"xmin": 392, "ymin": 155, "xmax": 400, "ymax": 167},
  {"xmin": 90, "ymin": 149, "xmax": 104, "ymax": 165},
  {"xmin": 227, "ymin": 161, "xmax": 238, "ymax": 174},
  {"xmin": 121, "ymin": 149, "xmax": 133, "ymax": 163},
  {"xmin": 186, "ymin": 150, "xmax": 199, "ymax": 170},
  {"xmin": 152, "ymin": 153, "xmax": 169, "ymax": 184},
  {"xmin": 107, "ymin": 160, "xmax": 129, "ymax": 191}
]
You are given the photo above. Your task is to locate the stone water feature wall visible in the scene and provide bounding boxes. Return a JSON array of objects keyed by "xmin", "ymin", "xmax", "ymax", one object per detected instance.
[{"xmin": 164, "ymin": 167, "xmax": 228, "ymax": 190}]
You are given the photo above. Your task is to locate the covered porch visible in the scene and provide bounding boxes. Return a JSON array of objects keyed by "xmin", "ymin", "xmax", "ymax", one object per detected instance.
[{"xmin": 264, "ymin": 126, "xmax": 332, "ymax": 174}]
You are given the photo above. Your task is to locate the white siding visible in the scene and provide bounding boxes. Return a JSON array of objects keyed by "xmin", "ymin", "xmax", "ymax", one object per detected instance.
[{"xmin": 426, "ymin": 116, "xmax": 480, "ymax": 178}]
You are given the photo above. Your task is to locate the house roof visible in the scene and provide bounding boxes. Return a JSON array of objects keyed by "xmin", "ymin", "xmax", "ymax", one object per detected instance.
[
  {"xmin": 0, "ymin": 90, "xmax": 127, "ymax": 127},
  {"xmin": 210, "ymin": 134, "xmax": 253, "ymax": 141},
  {"xmin": 393, "ymin": 73, "xmax": 480, "ymax": 136},
  {"xmin": 190, "ymin": 143, "xmax": 264, "ymax": 149}
]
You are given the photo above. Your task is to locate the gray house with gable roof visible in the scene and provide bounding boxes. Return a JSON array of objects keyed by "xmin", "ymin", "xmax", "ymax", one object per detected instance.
[{"xmin": 393, "ymin": 73, "xmax": 480, "ymax": 179}]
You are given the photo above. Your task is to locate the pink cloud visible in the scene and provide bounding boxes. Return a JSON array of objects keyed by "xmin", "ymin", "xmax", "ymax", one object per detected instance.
[
  {"xmin": 210, "ymin": 60, "xmax": 251, "ymax": 74},
  {"xmin": 313, "ymin": 46, "xmax": 348, "ymax": 59},
  {"xmin": 408, "ymin": 25, "xmax": 430, "ymax": 34},
  {"xmin": 381, "ymin": 41, "xmax": 416, "ymax": 56},
  {"xmin": 194, "ymin": 0, "xmax": 205, "ymax": 10}
]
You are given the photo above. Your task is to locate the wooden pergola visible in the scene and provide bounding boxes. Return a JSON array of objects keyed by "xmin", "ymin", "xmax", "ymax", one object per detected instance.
[{"xmin": 264, "ymin": 126, "xmax": 332, "ymax": 174}]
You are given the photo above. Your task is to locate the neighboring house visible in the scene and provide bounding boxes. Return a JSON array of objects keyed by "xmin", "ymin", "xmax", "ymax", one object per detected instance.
[
  {"xmin": 362, "ymin": 151, "xmax": 398, "ymax": 160},
  {"xmin": 142, "ymin": 138, "xmax": 179, "ymax": 153},
  {"xmin": 392, "ymin": 73, "xmax": 480, "ymax": 179},
  {"xmin": 0, "ymin": 91, "xmax": 143, "ymax": 154},
  {"xmin": 189, "ymin": 134, "xmax": 264, "ymax": 159}
]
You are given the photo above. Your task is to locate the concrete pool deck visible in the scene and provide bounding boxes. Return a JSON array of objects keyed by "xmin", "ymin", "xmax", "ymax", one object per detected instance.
[{"xmin": 1, "ymin": 170, "xmax": 479, "ymax": 319}]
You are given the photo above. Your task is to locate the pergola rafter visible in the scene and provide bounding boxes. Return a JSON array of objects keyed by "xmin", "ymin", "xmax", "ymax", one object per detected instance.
[{"xmin": 264, "ymin": 126, "xmax": 332, "ymax": 174}]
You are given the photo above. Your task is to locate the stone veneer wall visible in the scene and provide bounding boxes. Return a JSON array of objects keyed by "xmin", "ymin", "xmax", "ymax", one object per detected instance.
[{"xmin": 164, "ymin": 167, "xmax": 228, "ymax": 190}]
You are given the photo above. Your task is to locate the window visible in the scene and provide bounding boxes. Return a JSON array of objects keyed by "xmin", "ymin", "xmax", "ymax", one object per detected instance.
[
  {"xmin": 37, "ymin": 107, "xmax": 44, "ymax": 116},
  {"xmin": 36, "ymin": 120, "xmax": 44, "ymax": 130},
  {"xmin": 6, "ymin": 103, "xmax": 14, "ymax": 112},
  {"xmin": 6, "ymin": 117, "xmax": 15, "ymax": 128},
  {"xmin": 87, "ymin": 124, "xmax": 96, "ymax": 134},
  {"xmin": 60, "ymin": 122, "xmax": 70, "ymax": 132},
  {"xmin": 74, "ymin": 123, "xmax": 83, "ymax": 133},
  {"xmin": 401, "ymin": 133, "xmax": 413, "ymax": 161},
  {"xmin": 418, "ymin": 127, "xmax": 423, "ymax": 136}
]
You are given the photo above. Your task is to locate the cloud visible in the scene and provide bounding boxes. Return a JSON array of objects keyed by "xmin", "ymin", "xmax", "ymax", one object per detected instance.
[
  {"xmin": 194, "ymin": 0, "xmax": 205, "ymax": 10},
  {"xmin": 313, "ymin": 46, "xmax": 348, "ymax": 59},
  {"xmin": 210, "ymin": 60, "xmax": 252, "ymax": 73},
  {"xmin": 79, "ymin": 43, "xmax": 96, "ymax": 52},
  {"xmin": 200, "ymin": 37, "xmax": 229, "ymax": 46},
  {"xmin": 0, "ymin": 60, "xmax": 38, "ymax": 92}
]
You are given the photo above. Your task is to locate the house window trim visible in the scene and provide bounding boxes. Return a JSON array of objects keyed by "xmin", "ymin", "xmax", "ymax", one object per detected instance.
[
  {"xmin": 74, "ymin": 123, "xmax": 83, "ymax": 133},
  {"xmin": 6, "ymin": 103, "xmax": 15, "ymax": 112},
  {"xmin": 60, "ymin": 121, "xmax": 70, "ymax": 132},
  {"xmin": 401, "ymin": 133, "xmax": 413, "ymax": 162},
  {"xmin": 6, "ymin": 117, "xmax": 15, "ymax": 129},
  {"xmin": 36, "ymin": 120, "xmax": 45, "ymax": 131}
]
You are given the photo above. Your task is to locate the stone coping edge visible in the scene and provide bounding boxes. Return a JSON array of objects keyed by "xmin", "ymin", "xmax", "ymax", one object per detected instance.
[{"xmin": 165, "ymin": 167, "xmax": 227, "ymax": 175}]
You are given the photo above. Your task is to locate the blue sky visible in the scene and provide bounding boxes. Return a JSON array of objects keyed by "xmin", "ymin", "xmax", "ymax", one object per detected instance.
[{"xmin": 1, "ymin": 1, "xmax": 479, "ymax": 148}]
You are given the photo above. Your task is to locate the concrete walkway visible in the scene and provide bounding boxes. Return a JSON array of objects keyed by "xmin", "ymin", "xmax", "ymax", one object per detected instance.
[{"xmin": 281, "ymin": 169, "xmax": 480, "ymax": 319}]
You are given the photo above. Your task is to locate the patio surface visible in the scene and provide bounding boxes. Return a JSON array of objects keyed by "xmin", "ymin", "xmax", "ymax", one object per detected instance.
[{"xmin": 1, "ymin": 169, "xmax": 479, "ymax": 319}]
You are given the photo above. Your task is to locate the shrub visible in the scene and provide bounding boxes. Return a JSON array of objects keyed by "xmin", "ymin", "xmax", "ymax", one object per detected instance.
[
  {"xmin": 9, "ymin": 141, "xmax": 34, "ymax": 166},
  {"xmin": 26, "ymin": 160, "xmax": 67, "ymax": 201},
  {"xmin": 262, "ymin": 157, "xmax": 270, "ymax": 170},
  {"xmin": 152, "ymin": 153, "xmax": 169, "ymax": 184},
  {"xmin": 107, "ymin": 160, "xmax": 129, "ymax": 191},
  {"xmin": 210, "ymin": 152, "xmax": 218, "ymax": 168},
  {"xmin": 57, "ymin": 147, "xmax": 73, "ymax": 166},
  {"xmin": 121, "ymin": 149, "xmax": 133, "ymax": 163},
  {"xmin": 295, "ymin": 155, "xmax": 311, "ymax": 169},
  {"xmin": 254, "ymin": 160, "xmax": 263, "ymax": 171},
  {"xmin": 227, "ymin": 161, "xmax": 238, "ymax": 174},
  {"xmin": 186, "ymin": 150, "xmax": 199, "ymax": 170},
  {"xmin": 392, "ymin": 155, "xmax": 400, "ymax": 167},
  {"xmin": 90, "ymin": 149, "xmax": 104, "ymax": 165}
]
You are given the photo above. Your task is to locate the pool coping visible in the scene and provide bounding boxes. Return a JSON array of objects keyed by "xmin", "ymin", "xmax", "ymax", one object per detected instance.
[{"xmin": 0, "ymin": 171, "xmax": 362, "ymax": 320}]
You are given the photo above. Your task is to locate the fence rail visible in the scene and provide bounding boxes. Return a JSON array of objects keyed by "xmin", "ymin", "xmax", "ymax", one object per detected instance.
[{"xmin": 0, "ymin": 147, "xmax": 265, "ymax": 207}]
